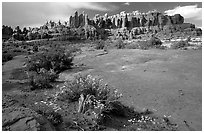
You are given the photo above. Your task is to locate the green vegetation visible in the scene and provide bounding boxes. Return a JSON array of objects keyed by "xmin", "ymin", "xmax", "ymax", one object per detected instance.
[
  {"xmin": 171, "ymin": 40, "xmax": 189, "ymax": 49},
  {"xmin": 26, "ymin": 46, "xmax": 73, "ymax": 90},
  {"xmin": 54, "ymin": 74, "xmax": 123, "ymax": 125}
]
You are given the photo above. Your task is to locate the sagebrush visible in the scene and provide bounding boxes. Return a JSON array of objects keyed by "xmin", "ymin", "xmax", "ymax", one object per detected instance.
[{"xmin": 53, "ymin": 74, "xmax": 123, "ymax": 126}]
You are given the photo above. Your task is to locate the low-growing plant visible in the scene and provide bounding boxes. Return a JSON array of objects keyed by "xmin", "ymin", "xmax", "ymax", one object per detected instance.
[
  {"xmin": 95, "ymin": 40, "xmax": 105, "ymax": 50},
  {"xmin": 27, "ymin": 47, "xmax": 73, "ymax": 74},
  {"xmin": 33, "ymin": 45, "xmax": 38, "ymax": 52},
  {"xmin": 127, "ymin": 37, "xmax": 162, "ymax": 50},
  {"xmin": 171, "ymin": 41, "xmax": 189, "ymax": 49},
  {"xmin": 125, "ymin": 43, "xmax": 139, "ymax": 49},
  {"xmin": 53, "ymin": 74, "xmax": 123, "ymax": 126},
  {"xmin": 33, "ymin": 102, "xmax": 63, "ymax": 127},
  {"xmin": 148, "ymin": 37, "xmax": 162, "ymax": 47},
  {"xmin": 114, "ymin": 38, "xmax": 126, "ymax": 49},
  {"xmin": 28, "ymin": 68, "xmax": 58, "ymax": 90},
  {"xmin": 136, "ymin": 41, "xmax": 149, "ymax": 50},
  {"xmin": 2, "ymin": 53, "xmax": 14, "ymax": 62},
  {"xmin": 44, "ymin": 111, "xmax": 63, "ymax": 126}
]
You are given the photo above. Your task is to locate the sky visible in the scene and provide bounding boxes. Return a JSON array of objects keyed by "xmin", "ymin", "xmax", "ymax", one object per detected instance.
[{"xmin": 2, "ymin": 2, "xmax": 202, "ymax": 28}]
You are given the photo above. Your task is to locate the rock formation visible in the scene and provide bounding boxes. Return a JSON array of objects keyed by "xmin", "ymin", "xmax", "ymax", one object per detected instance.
[
  {"xmin": 68, "ymin": 10, "xmax": 188, "ymax": 32},
  {"xmin": 2, "ymin": 107, "xmax": 54, "ymax": 131}
]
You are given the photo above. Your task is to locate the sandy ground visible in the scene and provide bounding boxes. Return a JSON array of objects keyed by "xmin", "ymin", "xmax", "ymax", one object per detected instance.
[
  {"xmin": 2, "ymin": 48, "xmax": 202, "ymax": 131},
  {"xmin": 72, "ymin": 48, "xmax": 202, "ymax": 131}
]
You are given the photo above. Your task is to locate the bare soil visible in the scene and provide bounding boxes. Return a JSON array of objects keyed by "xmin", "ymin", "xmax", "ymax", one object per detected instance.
[
  {"xmin": 2, "ymin": 48, "xmax": 202, "ymax": 131},
  {"xmin": 72, "ymin": 48, "xmax": 202, "ymax": 131}
]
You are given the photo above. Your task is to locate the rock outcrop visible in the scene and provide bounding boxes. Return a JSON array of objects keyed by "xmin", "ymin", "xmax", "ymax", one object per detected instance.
[
  {"xmin": 68, "ymin": 10, "xmax": 200, "ymax": 38},
  {"xmin": 2, "ymin": 107, "xmax": 55, "ymax": 131}
]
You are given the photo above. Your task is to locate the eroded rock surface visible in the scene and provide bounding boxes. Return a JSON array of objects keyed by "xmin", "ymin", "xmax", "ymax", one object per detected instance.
[{"xmin": 2, "ymin": 107, "xmax": 55, "ymax": 131}]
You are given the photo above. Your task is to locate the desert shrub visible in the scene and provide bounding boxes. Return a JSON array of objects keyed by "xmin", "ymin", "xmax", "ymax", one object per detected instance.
[
  {"xmin": 54, "ymin": 75, "xmax": 121, "ymax": 102},
  {"xmin": 33, "ymin": 45, "xmax": 38, "ymax": 52},
  {"xmin": 136, "ymin": 41, "xmax": 149, "ymax": 50},
  {"xmin": 125, "ymin": 43, "xmax": 139, "ymax": 49},
  {"xmin": 2, "ymin": 53, "xmax": 14, "ymax": 62},
  {"xmin": 95, "ymin": 40, "xmax": 105, "ymax": 50},
  {"xmin": 53, "ymin": 74, "xmax": 123, "ymax": 126},
  {"xmin": 12, "ymin": 48, "xmax": 23, "ymax": 53},
  {"xmin": 125, "ymin": 42, "xmax": 148, "ymax": 50},
  {"xmin": 33, "ymin": 102, "xmax": 63, "ymax": 126},
  {"xmin": 171, "ymin": 41, "xmax": 189, "ymax": 49},
  {"xmin": 126, "ymin": 37, "xmax": 162, "ymax": 50},
  {"xmin": 45, "ymin": 111, "xmax": 63, "ymax": 126},
  {"xmin": 28, "ymin": 69, "xmax": 58, "ymax": 90},
  {"xmin": 114, "ymin": 38, "xmax": 126, "ymax": 49},
  {"xmin": 148, "ymin": 37, "xmax": 162, "ymax": 47},
  {"xmin": 27, "ymin": 47, "xmax": 73, "ymax": 74}
]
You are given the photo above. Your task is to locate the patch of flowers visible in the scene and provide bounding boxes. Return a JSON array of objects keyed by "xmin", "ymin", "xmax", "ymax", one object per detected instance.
[
  {"xmin": 34, "ymin": 100, "xmax": 62, "ymax": 112},
  {"xmin": 125, "ymin": 114, "xmax": 178, "ymax": 131},
  {"xmin": 52, "ymin": 74, "xmax": 123, "ymax": 126},
  {"xmin": 53, "ymin": 74, "xmax": 122, "ymax": 102},
  {"xmin": 33, "ymin": 100, "xmax": 63, "ymax": 127}
]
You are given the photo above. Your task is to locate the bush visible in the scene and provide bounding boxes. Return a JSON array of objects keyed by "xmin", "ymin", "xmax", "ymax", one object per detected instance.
[
  {"xmin": 171, "ymin": 41, "xmax": 189, "ymax": 49},
  {"xmin": 33, "ymin": 45, "xmax": 38, "ymax": 52},
  {"xmin": 55, "ymin": 74, "xmax": 121, "ymax": 102},
  {"xmin": 27, "ymin": 46, "xmax": 73, "ymax": 90},
  {"xmin": 126, "ymin": 37, "xmax": 162, "ymax": 50},
  {"xmin": 95, "ymin": 40, "xmax": 105, "ymax": 50},
  {"xmin": 53, "ymin": 74, "xmax": 123, "ymax": 125},
  {"xmin": 114, "ymin": 39, "xmax": 126, "ymax": 49},
  {"xmin": 135, "ymin": 41, "xmax": 149, "ymax": 50},
  {"xmin": 148, "ymin": 37, "xmax": 162, "ymax": 47},
  {"xmin": 125, "ymin": 43, "xmax": 139, "ymax": 49},
  {"xmin": 2, "ymin": 53, "xmax": 14, "ymax": 62},
  {"xmin": 12, "ymin": 48, "xmax": 23, "ymax": 53},
  {"xmin": 28, "ymin": 69, "xmax": 58, "ymax": 90},
  {"xmin": 44, "ymin": 111, "xmax": 63, "ymax": 126},
  {"xmin": 33, "ymin": 102, "xmax": 63, "ymax": 126},
  {"xmin": 27, "ymin": 47, "xmax": 73, "ymax": 74}
]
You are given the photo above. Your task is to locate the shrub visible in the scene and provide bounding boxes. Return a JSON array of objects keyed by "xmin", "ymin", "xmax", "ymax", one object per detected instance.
[
  {"xmin": 2, "ymin": 53, "xmax": 14, "ymax": 62},
  {"xmin": 27, "ymin": 47, "xmax": 73, "ymax": 74},
  {"xmin": 55, "ymin": 75, "xmax": 120, "ymax": 102},
  {"xmin": 53, "ymin": 74, "xmax": 123, "ymax": 125},
  {"xmin": 114, "ymin": 39, "xmax": 126, "ymax": 49},
  {"xmin": 125, "ymin": 43, "xmax": 139, "ymax": 49},
  {"xmin": 28, "ymin": 69, "xmax": 58, "ymax": 90},
  {"xmin": 45, "ymin": 111, "xmax": 63, "ymax": 126},
  {"xmin": 95, "ymin": 40, "xmax": 105, "ymax": 50},
  {"xmin": 148, "ymin": 37, "xmax": 162, "ymax": 47},
  {"xmin": 33, "ymin": 45, "xmax": 38, "ymax": 52},
  {"xmin": 171, "ymin": 41, "xmax": 189, "ymax": 49},
  {"xmin": 126, "ymin": 37, "xmax": 162, "ymax": 50},
  {"xmin": 33, "ymin": 102, "xmax": 63, "ymax": 126},
  {"xmin": 12, "ymin": 48, "xmax": 23, "ymax": 53},
  {"xmin": 136, "ymin": 41, "xmax": 149, "ymax": 50}
]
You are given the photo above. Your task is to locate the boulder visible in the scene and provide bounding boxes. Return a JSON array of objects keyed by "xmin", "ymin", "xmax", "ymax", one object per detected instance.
[{"xmin": 2, "ymin": 107, "xmax": 55, "ymax": 131}]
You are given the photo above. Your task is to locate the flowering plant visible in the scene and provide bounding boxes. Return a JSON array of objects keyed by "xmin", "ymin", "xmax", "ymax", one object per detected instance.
[{"xmin": 53, "ymin": 74, "xmax": 122, "ymax": 126}]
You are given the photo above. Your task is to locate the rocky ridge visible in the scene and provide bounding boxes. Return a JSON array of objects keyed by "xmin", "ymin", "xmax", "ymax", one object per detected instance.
[{"xmin": 68, "ymin": 10, "xmax": 201, "ymax": 39}]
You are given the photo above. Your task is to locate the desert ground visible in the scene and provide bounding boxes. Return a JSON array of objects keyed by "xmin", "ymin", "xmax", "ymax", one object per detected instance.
[{"xmin": 2, "ymin": 44, "xmax": 202, "ymax": 130}]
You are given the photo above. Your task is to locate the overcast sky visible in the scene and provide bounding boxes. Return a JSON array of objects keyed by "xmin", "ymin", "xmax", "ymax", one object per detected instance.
[{"xmin": 2, "ymin": 2, "xmax": 202, "ymax": 28}]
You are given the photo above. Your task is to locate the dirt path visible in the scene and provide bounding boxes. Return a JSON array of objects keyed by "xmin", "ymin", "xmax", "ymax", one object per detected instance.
[{"xmin": 73, "ymin": 49, "xmax": 202, "ymax": 131}]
